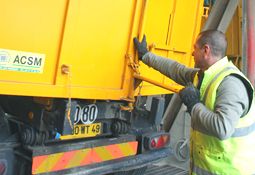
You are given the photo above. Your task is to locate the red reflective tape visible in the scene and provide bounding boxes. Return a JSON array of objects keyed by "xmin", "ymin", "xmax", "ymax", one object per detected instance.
[
  {"xmin": 92, "ymin": 149, "xmax": 103, "ymax": 163},
  {"xmin": 105, "ymin": 144, "xmax": 124, "ymax": 159},
  {"xmin": 128, "ymin": 141, "xmax": 138, "ymax": 153},
  {"xmin": 32, "ymin": 155, "xmax": 48, "ymax": 173},
  {"xmin": 80, "ymin": 149, "xmax": 93, "ymax": 166},
  {"xmin": 51, "ymin": 150, "xmax": 77, "ymax": 171}
]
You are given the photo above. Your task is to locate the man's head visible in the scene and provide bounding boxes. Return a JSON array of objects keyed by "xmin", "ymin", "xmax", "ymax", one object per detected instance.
[{"xmin": 192, "ymin": 30, "xmax": 227, "ymax": 71}]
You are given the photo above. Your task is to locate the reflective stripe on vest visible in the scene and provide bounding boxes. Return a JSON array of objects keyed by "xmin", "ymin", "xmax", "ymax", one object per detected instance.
[
  {"xmin": 232, "ymin": 122, "xmax": 255, "ymax": 137},
  {"xmin": 201, "ymin": 66, "xmax": 255, "ymax": 138},
  {"xmin": 202, "ymin": 66, "xmax": 238, "ymax": 102}
]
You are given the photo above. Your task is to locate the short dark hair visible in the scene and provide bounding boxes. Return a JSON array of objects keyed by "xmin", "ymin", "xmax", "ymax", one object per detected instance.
[{"xmin": 197, "ymin": 30, "xmax": 227, "ymax": 58}]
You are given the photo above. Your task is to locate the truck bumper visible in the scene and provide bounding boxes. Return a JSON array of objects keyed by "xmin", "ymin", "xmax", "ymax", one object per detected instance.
[
  {"xmin": 53, "ymin": 148, "xmax": 171, "ymax": 175},
  {"xmin": 31, "ymin": 135, "xmax": 171, "ymax": 175}
]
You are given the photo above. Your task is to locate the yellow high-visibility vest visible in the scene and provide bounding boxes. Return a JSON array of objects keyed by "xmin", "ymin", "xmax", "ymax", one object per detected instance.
[{"xmin": 191, "ymin": 57, "xmax": 255, "ymax": 175}]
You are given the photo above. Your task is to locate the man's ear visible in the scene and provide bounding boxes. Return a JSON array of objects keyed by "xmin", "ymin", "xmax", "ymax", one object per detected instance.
[{"xmin": 203, "ymin": 44, "xmax": 210, "ymax": 54}]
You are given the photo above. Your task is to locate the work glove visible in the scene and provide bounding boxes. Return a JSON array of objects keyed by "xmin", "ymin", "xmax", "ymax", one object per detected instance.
[
  {"xmin": 179, "ymin": 84, "xmax": 200, "ymax": 114},
  {"xmin": 133, "ymin": 35, "xmax": 148, "ymax": 60}
]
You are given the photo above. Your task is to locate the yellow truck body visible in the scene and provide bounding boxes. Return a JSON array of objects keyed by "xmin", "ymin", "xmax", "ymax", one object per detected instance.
[
  {"xmin": 0, "ymin": 0, "xmax": 203, "ymax": 100},
  {"xmin": 0, "ymin": 1, "xmax": 204, "ymax": 174}
]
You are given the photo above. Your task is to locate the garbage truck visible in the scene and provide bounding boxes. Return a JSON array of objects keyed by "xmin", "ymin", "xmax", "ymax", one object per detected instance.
[{"xmin": 0, "ymin": 0, "xmax": 203, "ymax": 174}]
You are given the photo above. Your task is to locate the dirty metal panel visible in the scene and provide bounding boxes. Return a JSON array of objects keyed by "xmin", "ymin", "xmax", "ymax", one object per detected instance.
[{"xmin": 145, "ymin": 165, "xmax": 188, "ymax": 175}]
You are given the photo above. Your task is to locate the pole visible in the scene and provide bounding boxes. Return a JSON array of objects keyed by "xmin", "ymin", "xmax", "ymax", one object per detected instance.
[{"xmin": 246, "ymin": 0, "xmax": 255, "ymax": 86}]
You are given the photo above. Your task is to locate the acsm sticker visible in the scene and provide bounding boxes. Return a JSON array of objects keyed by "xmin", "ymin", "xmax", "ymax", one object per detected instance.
[{"xmin": 0, "ymin": 48, "xmax": 45, "ymax": 73}]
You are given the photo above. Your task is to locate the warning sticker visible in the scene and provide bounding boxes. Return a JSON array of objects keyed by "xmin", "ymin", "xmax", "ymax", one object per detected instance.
[{"xmin": 0, "ymin": 48, "xmax": 45, "ymax": 73}]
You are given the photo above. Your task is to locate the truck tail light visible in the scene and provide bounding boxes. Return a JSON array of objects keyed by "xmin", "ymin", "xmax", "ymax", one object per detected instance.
[
  {"xmin": 144, "ymin": 133, "xmax": 170, "ymax": 150},
  {"xmin": 0, "ymin": 162, "xmax": 6, "ymax": 175}
]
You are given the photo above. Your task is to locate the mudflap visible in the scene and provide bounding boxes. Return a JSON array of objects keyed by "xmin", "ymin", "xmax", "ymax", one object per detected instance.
[
  {"xmin": 0, "ymin": 142, "xmax": 31, "ymax": 175},
  {"xmin": 0, "ymin": 108, "xmax": 31, "ymax": 175}
]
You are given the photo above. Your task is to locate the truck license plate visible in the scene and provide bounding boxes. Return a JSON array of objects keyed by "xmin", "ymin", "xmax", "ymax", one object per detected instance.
[
  {"xmin": 60, "ymin": 123, "xmax": 102, "ymax": 140},
  {"xmin": 73, "ymin": 123, "xmax": 101, "ymax": 137}
]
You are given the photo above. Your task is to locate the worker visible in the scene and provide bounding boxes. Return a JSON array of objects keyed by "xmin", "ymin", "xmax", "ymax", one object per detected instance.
[{"xmin": 133, "ymin": 30, "xmax": 255, "ymax": 175}]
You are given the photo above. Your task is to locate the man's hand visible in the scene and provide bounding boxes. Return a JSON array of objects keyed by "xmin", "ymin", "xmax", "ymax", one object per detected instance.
[
  {"xmin": 179, "ymin": 84, "xmax": 200, "ymax": 113},
  {"xmin": 133, "ymin": 35, "xmax": 148, "ymax": 60}
]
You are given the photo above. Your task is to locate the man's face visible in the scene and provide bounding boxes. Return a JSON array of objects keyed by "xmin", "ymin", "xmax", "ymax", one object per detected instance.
[{"xmin": 192, "ymin": 41, "xmax": 205, "ymax": 69}]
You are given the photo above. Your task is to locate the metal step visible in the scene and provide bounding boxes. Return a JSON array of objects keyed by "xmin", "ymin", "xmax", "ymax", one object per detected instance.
[{"xmin": 145, "ymin": 165, "xmax": 188, "ymax": 175}]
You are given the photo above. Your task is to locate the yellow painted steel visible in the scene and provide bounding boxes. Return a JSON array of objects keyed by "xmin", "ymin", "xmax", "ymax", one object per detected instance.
[
  {"xmin": 0, "ymin": 0, "xmax": 68, "ymax": 84},
  {"xmin": 136, "ymin": 0, "xmax": 204, "ymax": 96},
  {"xmin": 133, "ymin": 73, "xmax": 180, "ymax": 93},
  {"xmin": 0, "ymin": 0, "xmax": 203, "ymax": 100}
]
